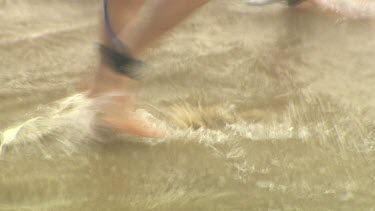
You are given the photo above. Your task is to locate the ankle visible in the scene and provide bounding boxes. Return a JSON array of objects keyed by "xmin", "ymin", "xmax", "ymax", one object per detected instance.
[{"xmin": 89, "ymin": 65, "xmax": 138, "ymax": 97}]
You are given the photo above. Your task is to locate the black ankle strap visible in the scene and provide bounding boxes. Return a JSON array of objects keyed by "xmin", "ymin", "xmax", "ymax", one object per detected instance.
[{"xmin": 99, "ymin": 44, "xmax": 143, "ymax": 80}]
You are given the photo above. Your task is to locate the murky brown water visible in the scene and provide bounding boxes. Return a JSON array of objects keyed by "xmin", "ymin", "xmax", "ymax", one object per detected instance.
[{"xmin": 1, "ymin": 1, "xmax": 375, "ymax": 210}]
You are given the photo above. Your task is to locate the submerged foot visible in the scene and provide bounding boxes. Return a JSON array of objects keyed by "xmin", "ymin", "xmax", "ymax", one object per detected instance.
[
  {"xmin": 100, "ymin": 110, "xmax": 166, "ymax": 138},
  {"xmin": 88, "ymin": 65, "xmax": 167, "ymax": 138}
]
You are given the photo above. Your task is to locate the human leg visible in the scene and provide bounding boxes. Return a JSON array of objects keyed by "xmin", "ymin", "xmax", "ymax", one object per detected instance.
[{"xmin": 90, "ymin": 0, "xmax": 209, "ymax": 137}]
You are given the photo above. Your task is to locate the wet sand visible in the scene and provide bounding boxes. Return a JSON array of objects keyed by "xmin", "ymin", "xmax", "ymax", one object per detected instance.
[{"xmin": 1, "ymin": 0, "xmax": 375, "ymax": 210}]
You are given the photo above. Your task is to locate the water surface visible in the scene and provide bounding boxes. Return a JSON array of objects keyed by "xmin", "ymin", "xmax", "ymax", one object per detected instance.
[{"xmin": 1, "ymin": 1, "xmax": 375, "ymax": 210}]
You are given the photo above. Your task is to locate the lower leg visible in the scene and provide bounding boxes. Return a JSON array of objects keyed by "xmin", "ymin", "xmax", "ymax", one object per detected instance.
[
  {"xmin": 119, "ymin": 0, "xmax": 210, "ymax": 57},
  {"xmin": 93, "ymin": 0, "xmax": 210, "ymax": 95},
  {"xmin": 90, "ymin": 0, "xmax": 209, "ymax": 137},
  {"xmin": 90, "ymin": 0, "xmax": 144, "ymax": 95},
  {"xmin": 102, "ymin": 0, "xmax": 145, "ymax": 49}
]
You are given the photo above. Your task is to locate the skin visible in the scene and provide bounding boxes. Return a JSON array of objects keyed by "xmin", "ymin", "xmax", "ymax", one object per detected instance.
[
  {"xmin": 88, "ymin": 0, "xmax": 369, "ymax": 137},
  {"xmin": 89, "ymin": 0, "xmax": 210, "ymax": 137}
]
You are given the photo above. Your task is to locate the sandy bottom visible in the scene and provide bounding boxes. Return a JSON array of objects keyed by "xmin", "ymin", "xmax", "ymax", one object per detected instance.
[{"xmin": 1, "ymin": 0, "xmax": 375, "ymax": 210}]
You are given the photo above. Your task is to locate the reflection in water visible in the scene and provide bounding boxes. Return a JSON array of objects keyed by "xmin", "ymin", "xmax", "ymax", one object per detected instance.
[{"xmin": 1, "ymin": 1, "xmax": 375, "ymax": 210}]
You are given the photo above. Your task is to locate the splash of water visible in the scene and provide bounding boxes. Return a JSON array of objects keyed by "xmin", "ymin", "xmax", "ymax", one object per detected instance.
[{"xmin": 314, "ymin": 0, "xmax": 375, "ymax": 19}]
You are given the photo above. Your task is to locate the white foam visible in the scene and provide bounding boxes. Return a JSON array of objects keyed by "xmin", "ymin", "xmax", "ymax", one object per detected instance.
[
  {"xmin": 0, "ymin": 93, "xmax": 98, "ymax": 158},
  {"xmin": 225, "ymin": 121, "xmax": 310, "ymax": 141}
]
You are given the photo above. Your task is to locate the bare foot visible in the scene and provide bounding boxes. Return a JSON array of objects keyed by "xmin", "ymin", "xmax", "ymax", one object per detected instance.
[
  {"xmin": 88, "ymin": 65, "xmax": 167, "ymax": 138},
  {"xmin": 101, "ymin": 111, "xmax": 167, "ymax": 138}
]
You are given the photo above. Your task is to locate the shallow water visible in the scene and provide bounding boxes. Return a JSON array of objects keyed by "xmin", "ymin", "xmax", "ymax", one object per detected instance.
[{"xmin": 1, "ymin": 1, "xmax": 375, "ymax": 210}]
